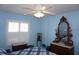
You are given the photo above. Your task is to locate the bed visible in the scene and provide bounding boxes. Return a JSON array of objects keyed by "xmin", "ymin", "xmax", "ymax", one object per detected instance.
[
  {"xmin": 0, "ymin": 47, "xmax": 56, "ymax": 55},
  {"xmin": 10, "ymin": 47, "xmax": 56, "ymax": 55}
]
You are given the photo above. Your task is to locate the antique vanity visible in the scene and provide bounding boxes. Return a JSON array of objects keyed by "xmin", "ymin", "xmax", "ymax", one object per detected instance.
[{"xmin": 50, "ymin": 16, "xmax": 74, "ymax": 55}]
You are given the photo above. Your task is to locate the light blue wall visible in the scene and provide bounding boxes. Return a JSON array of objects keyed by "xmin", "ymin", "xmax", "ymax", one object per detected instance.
[
  {"xmin": 41, "ymin": 11, "xmax": 79, "ymax": 54},
  {"xmin": 0, "ymin": 10, "xmax": 79, "ymax": 54},
  {"xmin": 40, "ymin": 16, "xmax": 59, "ymax": 46},
  {"xmin": 0, "ymin": 11, "xmax": 41, "ymax": 49}
]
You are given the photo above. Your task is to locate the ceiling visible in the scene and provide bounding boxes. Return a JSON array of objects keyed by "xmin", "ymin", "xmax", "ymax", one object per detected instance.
[{"xmin": 0, "ymin": 4, "xmax": 79, "ymax": 15}]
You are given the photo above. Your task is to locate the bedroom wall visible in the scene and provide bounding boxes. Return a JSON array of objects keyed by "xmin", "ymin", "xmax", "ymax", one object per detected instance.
[
  {"xmin": 41, "ymin": 11, "xmax": 79, "ymax": 54},
  {"xmin": 0, "ymin": 11, "xmax": 41, "ymax": 49},
  {"xmin": 0, "ymin": 10, "xmax": 79, "ymax": 54}
]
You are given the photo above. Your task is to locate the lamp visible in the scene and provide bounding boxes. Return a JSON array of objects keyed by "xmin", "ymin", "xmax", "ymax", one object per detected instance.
[{"xmin": 34, "ymin": 11, "xmax": 44, "ymax": 18}]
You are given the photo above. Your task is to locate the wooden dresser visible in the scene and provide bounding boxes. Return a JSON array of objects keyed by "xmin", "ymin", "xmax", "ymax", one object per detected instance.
[{"xmin": 50, "ymin": 42, "xmax": 74, "ymax": 55}]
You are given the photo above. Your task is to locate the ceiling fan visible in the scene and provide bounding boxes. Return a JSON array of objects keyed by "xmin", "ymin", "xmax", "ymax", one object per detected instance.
[{"xmin": 23, "ymin": 5, "xmax": 56, "ymax": 18}]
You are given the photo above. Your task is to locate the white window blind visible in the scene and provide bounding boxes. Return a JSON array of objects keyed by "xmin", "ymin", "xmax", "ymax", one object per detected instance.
[
  {"xmin": 20, "ymin": 23, "xmax": 28, "ymax": 32},
  {"xmin": 8, "ymin": 22, "xmax": 19, "ymax": 32}
]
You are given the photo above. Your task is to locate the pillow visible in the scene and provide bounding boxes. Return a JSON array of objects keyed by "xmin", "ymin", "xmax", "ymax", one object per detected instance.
[{"xmin": 0, "ymin": 48, "xmax": 8, "ymax": 55}]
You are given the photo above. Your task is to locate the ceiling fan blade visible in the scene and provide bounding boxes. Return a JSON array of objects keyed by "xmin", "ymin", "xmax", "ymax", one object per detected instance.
[
  {"xmin": 44, "ymin": 7, "xmax": 53, "ymax": 11},
  {"xmin": 42, "ymin": 11, "xmax": 56, "ymax": 16},
  {"xmin": 23, "ymin": 7, "xmax": 35, "ymax": 11},
  {"xmin": 24, "ymin": 11, "xmax": 35, "ymax": 16},
  {"xmin": 45, "ymin": 13, "xmax": 56, "ymax": 16}
]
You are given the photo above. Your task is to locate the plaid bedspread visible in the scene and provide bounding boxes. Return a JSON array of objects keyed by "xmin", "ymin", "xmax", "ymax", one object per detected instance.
[{"xmin": 11, "ymin": 47, "xmax": 55, "ymax": 55}]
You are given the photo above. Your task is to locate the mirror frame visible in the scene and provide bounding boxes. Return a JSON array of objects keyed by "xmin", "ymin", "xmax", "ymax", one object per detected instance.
[{"xmin": 53, "ymin": 16, "xmax": 73, "ymax": 46}]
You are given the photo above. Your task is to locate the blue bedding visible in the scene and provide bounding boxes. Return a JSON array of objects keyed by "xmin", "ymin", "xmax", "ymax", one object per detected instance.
[
  {"xmin": 11, "ymin": 47, "xmax": 55, "ymax": 55},
  {"xmin": 0, "ymin": 48, "xmax": 8, "ymax": 55}
]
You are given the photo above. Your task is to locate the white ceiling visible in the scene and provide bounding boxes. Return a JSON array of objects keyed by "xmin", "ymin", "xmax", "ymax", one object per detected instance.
[{"xmin": 0, "ymin": 4, "xmax": 79, "ymax": 15}]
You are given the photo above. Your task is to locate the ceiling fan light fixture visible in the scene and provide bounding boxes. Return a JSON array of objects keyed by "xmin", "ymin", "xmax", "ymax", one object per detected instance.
[
  {"xmin": 24, "ymin": 14, "xmax": 26, "ymax": 15},
  {"xmin": 34, "ymin": 11, "xmax": 44, "ymax": 18}
]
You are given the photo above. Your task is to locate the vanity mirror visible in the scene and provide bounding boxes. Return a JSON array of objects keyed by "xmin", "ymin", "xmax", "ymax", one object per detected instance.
[{"xmin": 53, "ymin": 16, "xmax": 73, "ymax": 46}]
